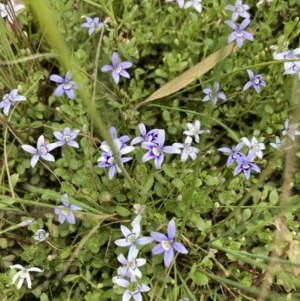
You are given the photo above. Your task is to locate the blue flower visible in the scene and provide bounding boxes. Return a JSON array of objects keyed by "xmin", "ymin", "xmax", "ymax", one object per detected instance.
[
  {"xmin": 21, "ymin": 135, "xmax": 58, "ymax": 168},
  {"xmin": 101, "ymin": 52, "xmax": 132, "ymax": 84},
  {"xmin": 202, "ymin": 82, "xmax": 226, "ymax": 105},
  {"xmin": 233, "ymin": 153, "xmax": 261, "ymax": 179},
  {"xmin": 53, "ymin": 127, "xmax": 80, "ymax": 148},
  {"xmin": 224, "ymin": 18, "xmax": 254, "ymax": 48},
  {"xmin": 173, "ymin": 136, "xmax": 199, "ymax": 162},
  {"xmin": 81, "ymin": 16, "xmax": 107, "ymax": 35},
  {"xmin": 131, "ymin": 123, "xmax": 159, "ymax": 145},
  {"xmin": 0, "ymin": 89, "xmax": 26, "ymax": 116},
  {"xmin": 49, "ymin": 71, "xmax": 77, "ymax": 99},
  {"xmin": 54, "ymin": 194, "xmax": 82, "ymax": 224},
  {"xmin": 141, "ymin": 130, "xmax": 181, "ymax": 169},
  {"xmin": 33, "ymin": 229, "xmax": 49, "ymax": 242},
  {"xmin": 243, "ymin": 70, "xmax": 266, "ymax": 93},
  {"xmin": 283, "ymin": 61, "xmax": 300, "ymax": 79},
  {"xmin": 225, "ymin": 0, "xmax": 250, "ymax": 21},
  {"xmin": 151, "ymin": 219, "xmax": 188, "ymax": 267},
  {"xmin": 273, "ymin": 48, "xmax": 300, "ymax": 60},
  {"xmin": 218, "ymin": 142, "xmax": 244, "ymax": 166},
  {"xmin": 97, "ymin": 139, "xmax": 134, "ymax": 180}
]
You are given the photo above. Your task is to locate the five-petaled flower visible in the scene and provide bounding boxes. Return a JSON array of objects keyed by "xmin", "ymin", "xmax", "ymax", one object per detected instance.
[
  {"xmin": 117, "ymin": 247, "xmax": 146, "ymax": 282},
  {"xmin": 0, "ymin": 89, "xmax": 26, "ymax": 116},
  {"xmin": 225, "ymin": 0, "xmax": 250, "ymax": 21},
  {"xmin": 183, "ymin": 120, "xmax": 210, "ymax": 143},
  {"xmin": 224, "ymin": 18, "xmax": 254, "ymax": 48},
  {"xmin": 53, "ymin": 127, "xmax": 80, "ymax": 148},
  {"xmin": 151, "ymin": 219, "xmax": 188, "ymax": 267},
  {"xmin": 270, "ymin": 136, "xmax": 284, "ymax": 150},
  {"xmin": 114, "ymin": 222, "xmax": 153, "ymax": 253},
  {"xmin": 114, "ymin": 278, "xmax": 150, "ymax": 301},
  {"xmin": 81, "ymin": 16, "xmax": 106, "ymax": 35},
  {"xmin": 0, "ymin": 1, "xmax": 25, "ymax": 23},
  {"xmin": 184, "ymin": 0, "xmax": 202, "ymax": 12},
  {"xmin": 173, "ymin": 136, "xmax": 199, "ymax": 162},
  {"xmin": 101, "ymin": 52, "xmax": 132, "ymax": 84},
  {"xmin": 202, "ymin": 82, "xmax": 226, "ymax": 105},
  {"xmin": 131, "ymin": 123, "xmax": 159, "ymax": 145},
  {"xmin": 10, "ymin": 264, "xmax": 43, "ymax": 289},
  {"xmin": 54, "ymin": 193, "xmax": 82, "ymax": 224},
  {"xmin": 218, "ymin": 142, "xmax": 244, "ymax": 166},
  {"xmin": 97, "ymin": 138, "xmax": 134, "ymax": 180},
  {"xmin": 282, "ymin": 119, "xmax": 300, "ymax": 141},
  {"xmin": 233, "ymin": 152, "xmax": 261, "ymax": 179},
  {"xmin": 243, "ymin": 70, "xmax": 266, "ymax": 93},
  {"xmin": 21, "ymin": 135, "xmax": 58, "ymax": 168},
  {"xmin": 33, "ymin": 229, "xmax": 49, "ymax": 242},
  {"xmin": 241, "ymin": 137, "xmax": 265, "ymax": 159},
  {"xmin": 141, "ymin": 129, "xmax": 181, "ymax": 169},
  {"xmin": 50, "ymin": 71, "xmax": 77, "ymax": 99}
]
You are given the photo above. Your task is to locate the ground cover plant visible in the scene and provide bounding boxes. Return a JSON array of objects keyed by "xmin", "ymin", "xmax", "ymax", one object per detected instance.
[{"xmin": 1, "ymin": 0, "xmax": 300, "ymax": 300}]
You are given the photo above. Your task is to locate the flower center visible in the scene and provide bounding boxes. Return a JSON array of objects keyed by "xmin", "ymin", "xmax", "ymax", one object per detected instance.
[
  {"xmin": 242, "ymin": 162, "xmax": 250, "ymax": 169},
  {"xmin": 115, "ymin": 66, "xmax": 122, "ymax": 74},
  {"xmin": 128, "ymin": 259, "xmax": 137, "ymax": 269},
  {"xmin": 152, "ymin": 147, "xmax": 161, "ymax": 157},
  {"xmin": 39, "ymin": 145, "xmax": 48, "ymax": 155},
  {"xmin": 64, "ymin": 135, "xmax": 71, "ymax": 142},
  {"xmin": 185, "ymin": 146, "xmax": 193, "ymax": 153},
  {"xmin": 63, "ymin": 82, "xmax": 73, "ymax": 90},
  {"xmin": 236, "ymin": 5, "xmax": 244, "ymax": 13},
  {"xmin": 90, "ymin": 21, "xmax": 96, "ymax": 28},
  {"xmin": 127, "ymin": 233, "xmax": 136, "ymax": 243},
  {"xmin": 19, "ymin": 270, "xmax": 28, "ymax": 279},
  {"xmin": 253, "ymin": 77, "xmax": 260, "ymax": 85},
  {"xmin": 38, "ymin": 231, "xmax": 47, "ymax": 240},
  {"xmin": 3, "ymin": 95, "xmax": 12, "ymax": 103},
  {"xmin": 107, "ymin": 156, "xmax": 115, "ymax": 165},
  {"xmin": 236, "ymin": 30, "xmax": 244, "ymax": 37},
  {"xmin": 162, "ymin": 240, "xmax": 171, "ymax": 251},
  {"xmin": 128, "ymin": 282, "xmax": 139, "ymax": 294},
  {"xmin": 62, "ymin": 208, "xmax": 70, "ymax": 216}
]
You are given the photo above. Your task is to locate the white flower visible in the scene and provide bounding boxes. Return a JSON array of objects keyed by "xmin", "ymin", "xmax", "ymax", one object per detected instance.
[
  {"xmin": 10, "ymin": 264, "xmax": 43, "ymax": 289},
  {"xmin": 117, "ymin": 247, "xmax": 146, "ymax": 282},
  {"xmin": 183, "ymin": 120, "xmax": 210, "ymax": 143},
  {"xmin": 282, "ymin": 119, "xmax": 300, "ymax": 141},
  {"xmin": 241, "ymin": 137, "xmax": 265, "ymax": 159},
  {"xmin": 0, "ymin": 1, "xmax": 25, "ymax": 23},
  {"xmin": 114, "ymin": 278, "xmax": 150, "ymax": 301},
  {"xmin": 184, "ymin": 0, "xmax": 202, "ymax": 13},
  {"xmin": 173, "ymin": 136, "xmax": 199, "ymax": 162}
]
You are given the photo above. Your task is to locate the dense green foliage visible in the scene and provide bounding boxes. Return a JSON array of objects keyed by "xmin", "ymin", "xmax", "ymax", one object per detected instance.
[{"xmin": 1, "ymin": 0, "xmax": 300, "ymax": 300}]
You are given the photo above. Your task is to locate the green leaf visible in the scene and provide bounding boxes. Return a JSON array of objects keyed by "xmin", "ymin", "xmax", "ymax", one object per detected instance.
[
  {"xmin": 191, "ymin": 271, "xmax": 209, "ymax": 286},
  {"xmin": 63, "ymin": 274, "xmax": 79, "ymax": 282},
  {"xmin": 115, "ymin": 206, "xmax": 131, "ymax": 217}
]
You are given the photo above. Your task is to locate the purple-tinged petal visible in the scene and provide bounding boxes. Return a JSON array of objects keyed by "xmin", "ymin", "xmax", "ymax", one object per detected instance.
[
  {"xmin": 112, "ymin": 71, "xmax": 120, "ymax": 84},
  {"xmin": 101, "ymin": 65, "xmax": 114, "ymax": 72},
  {"xmin": 119, "ymin": 70, "xmax": 130, "ymax": 79},
  {"xmin": 151, "ymin": 231, "xmax": 168, "ymax": 242},
  {"xmin": 118, "ymin": 61, "xmax": 133, "ymax": 69},
  {"xmin": 173, "ymin": 242, "xmax": 188, "ymax": 254},
  {"xmin": 30, "ymin": 155, "xmax": 40, "ymax": 168},
  {"xmin": 152, "ymin": 243, "xmax": 164, "ymax": 255},
  {"xmin": 167, "ymin": 220, "xmax": 176, "ymax": 240},
  {"xmin": 21, "ymin": 145, "xmax": 37, "ymax": 154},
  {"xmin": 136, "ymin": 236, "xmax": 153, "ymax": 245},
  {"xmin": 111, "ymin": 52, "xmax": 119, "ymax": 67},
  {"xmin": 164, "ymin": 248, "xmax": 174, "ymax": 267},
  {"xmin": 240, "ymin": 18, "xmax": 251, "ymax": 30}
]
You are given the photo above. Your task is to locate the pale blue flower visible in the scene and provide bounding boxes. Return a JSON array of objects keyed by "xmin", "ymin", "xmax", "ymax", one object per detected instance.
[
  {"xmin": 114, "ymin": 278, "xmax": 150, "ymax": 301},
  {"xmin": 202, "ymin": 82, "xmax": 226, "ymax": 105},
  {"xmin": 225, "ymin": 0, "xmax": 250, "ymax": 21},
  {"xmin": 10, "ymin": 264, "xmax": 43, "ymax": 289},
  {"xmin": 21, "ymin": 135, "xmax": 58, "ymax": 168},
  {"xmin": 114, "ymin": 222, "xmax": 153, "ymax": 253},
  {"xmin": 101, "ymin": 52, "xmax": 132, "ymax": 84},
  {"xmin": 81, "ymin": 16, "xmax": 106, "ymax": 35},
  {"xmin": 53, "ymin": 127, "xmax": 80, "ymax": 148},
  {"xmin": 131, "ymin": 123, "xmax": 159, "ymax": 145},
  {"xmin": 33, "ymin": 229, "xmax": 49, "ymax": 242},
  {"xmin": 224, "ymin": 18, "xmax": 254, "ymax": 47},
  {"xmin": 0, "ymin": 89, "xmax": 26, "ymax": 116},
  {"xmin": 49, "ymin": 71, "xmax": 77, "ymax": 99},
  {"xmin": 184, "ymin": 0, "xmax": 202, "ymax": 13},
  {"xmin": 233, "ymin": 152, "xmax": 261, "ymax": 179},
  {"xmin": 283, "ymin": 61, "xmax": 300, "ymax": 78},
  {"xmin": 54, "ymin": 194, "xmax": 82, "ymax": 224},
  {"xmin": 141, "ymin": 129, "xmax": 181, "ymax": 169},
  {"xmin": 270, "ymin": 136, "xmax": 284, "ymax": 149},
  {"xmin": 151, "ymin": 219, "xmax": 188, "ymax": 267},
  {"xmin": 218, "ymin": 142, "xmax": 244, "ymax": 166},
  {"xmin": 243, "ymin": 70, "xmax": 266, "ymax": 93}
]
